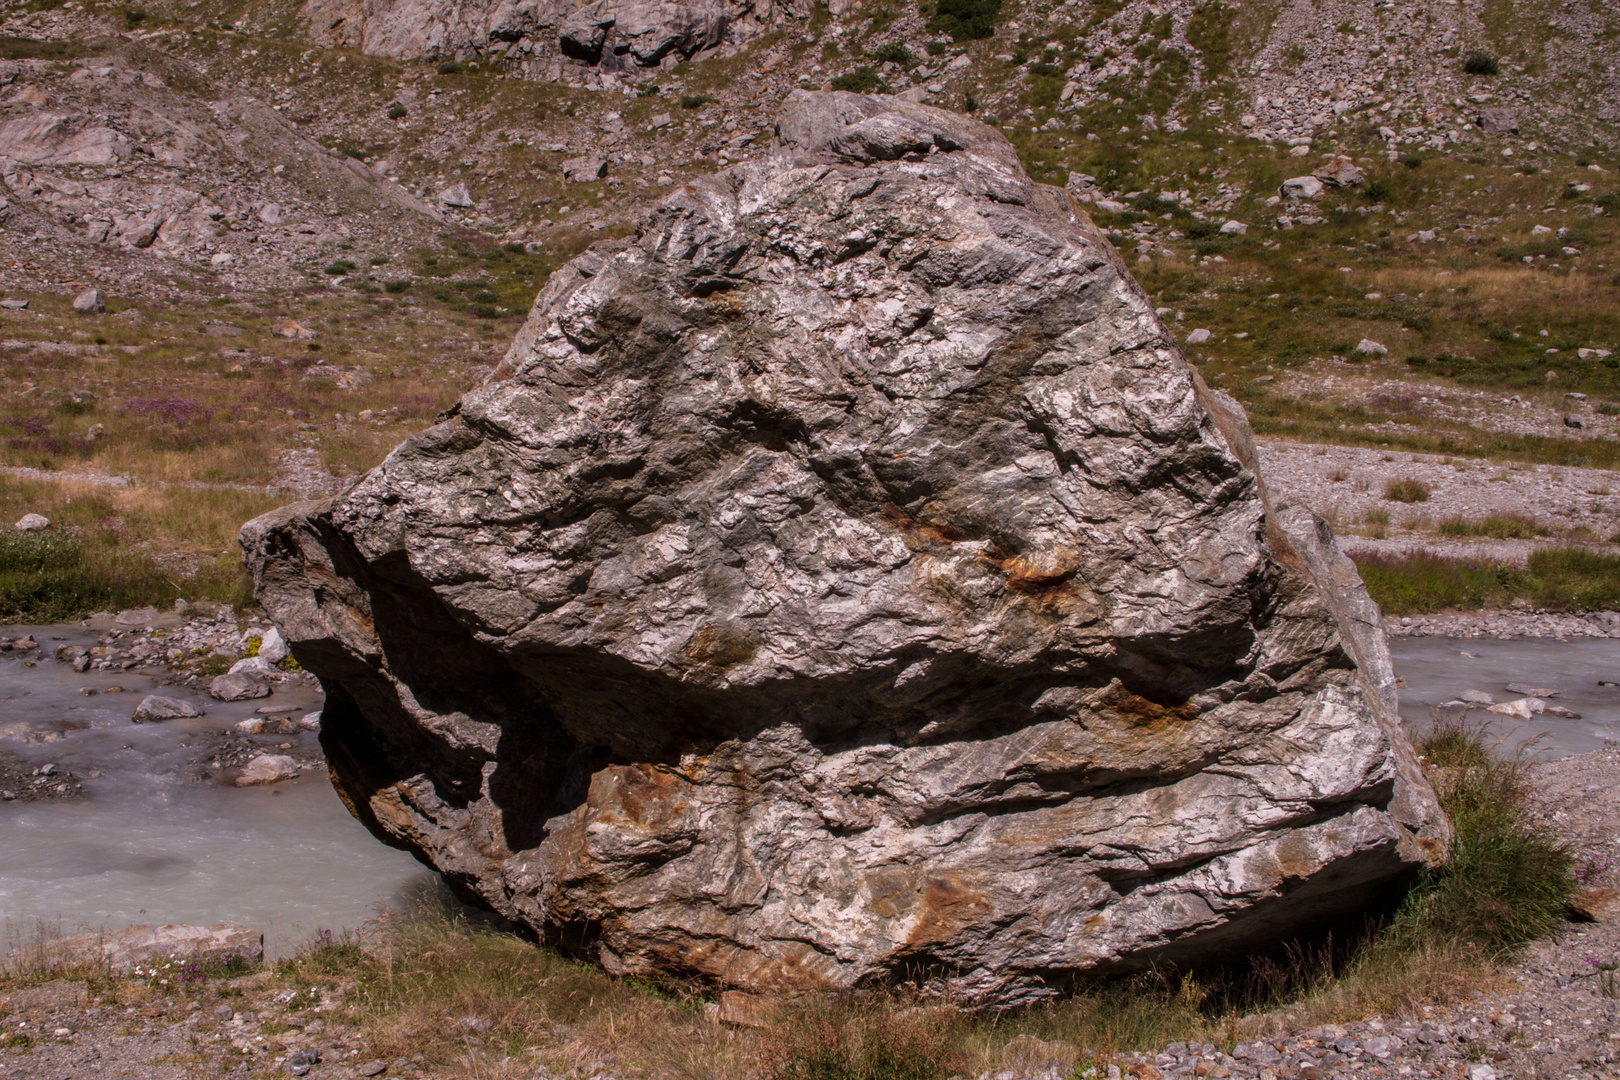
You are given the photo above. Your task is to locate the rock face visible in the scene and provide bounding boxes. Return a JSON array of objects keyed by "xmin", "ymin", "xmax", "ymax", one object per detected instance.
[
  {"xmin": 245, "ymin": 90, "xmax": 1447, "ymax": 1006},
  {"xmin": 303, "ymin": 0, "xmax": 784, "ymax": 71}
]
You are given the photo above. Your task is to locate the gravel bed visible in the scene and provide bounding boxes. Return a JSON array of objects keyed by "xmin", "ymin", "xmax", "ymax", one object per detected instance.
[
  {"xmin": 1387, "ymin": 610, "xmax": 1620, "ymax": 639},
  {"xmin": 1257, "ymin": 440, "xmax": 1620, "ymax": 547}
]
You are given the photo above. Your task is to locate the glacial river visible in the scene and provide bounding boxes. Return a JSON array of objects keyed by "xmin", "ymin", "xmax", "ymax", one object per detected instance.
[{"xmin": 0, "ymin": 627, "xmax": 1615, "ymax": 958}]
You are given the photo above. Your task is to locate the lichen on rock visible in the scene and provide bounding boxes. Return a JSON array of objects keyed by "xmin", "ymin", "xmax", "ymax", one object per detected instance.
[{"xmin": 244, "ymin": 90, "xmax": 1447, "ymax": 1006}]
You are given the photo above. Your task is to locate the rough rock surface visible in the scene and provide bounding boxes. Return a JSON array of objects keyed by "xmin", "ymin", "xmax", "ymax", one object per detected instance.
[
  {"xmin": 131, "ymin": 694, "xmax": 207, "ymax": 723},
  {"xmin": 245, "ymin": 91, "xmax": 1447, "ymax": 1006},
  {"xmin": 208, "ymin": 670, "xmax": 271, "ymax": 701},
  {"xmin": 303, "ymin": 0, "xmax": 786, "ymax": 71}
]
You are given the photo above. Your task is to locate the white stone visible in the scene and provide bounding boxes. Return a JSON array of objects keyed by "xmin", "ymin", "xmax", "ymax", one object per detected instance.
[
  {"xmin": 1356, "ymin": 339, "xmax": 1388, "ymax": 355},
  {"xmin": 438, "ymin": 183, "xmax": 475, "ymax": 207},
  {"xmin": 1219, "ymin": 220, "xmax": 1247, "ymax": 235},
  {"xmin": 14, "ymin": 513, "xmax": 49, "ymax": 531},
  {"xmin": 1486, "ymin": 698, "xmax": 1545, "ymax": 719},
  {"xmin": 256, "ymin": 626, "xmax": 288, "ymax": 665},
  {"xmin": 1279, "ymin": 176, "xmax": 1325, "ymax": 199},
  {"xmin": 562, "ymin": 156, "xmax": 608, "ymax": 183},
  {"xmin": 1185, "ymin": 328, "xmax": 1212, "ymax": 344}
]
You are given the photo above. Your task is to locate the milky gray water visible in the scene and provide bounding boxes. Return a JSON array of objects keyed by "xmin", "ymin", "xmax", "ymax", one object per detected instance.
[
  {"xmin": 1390, "ymin": 635, "xmax": 1620, "ymax": 759},
  {"xmin": 0, "ymin": 625, "xmax": 430, "ymax": 958},
  {"xmin": 2, "ymin": 626, "xmax": 1616, "ymax": 956}
]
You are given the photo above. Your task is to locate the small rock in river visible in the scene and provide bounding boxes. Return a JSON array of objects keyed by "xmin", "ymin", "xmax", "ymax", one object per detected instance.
[
  {"xmin": 132, "ymin": 695, "xmax": 206, "ymax": 722},
  {"xmin": 235, "ymin": 754, "xmax": 297, "ymax": 786},
  {"xmin": 209, "ymin": 672, "xmax": 271, "ymax": 701},
  {"xmin": 1459, "ymin": 688, "xmax": 1494, "ymax": 704},
  {"xmin": 1505, "ymin": 682, "xmax": 1559, "ymax": 697}
]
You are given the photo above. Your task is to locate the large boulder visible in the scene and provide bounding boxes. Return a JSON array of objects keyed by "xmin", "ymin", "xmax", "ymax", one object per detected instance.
[{"xmin": 245, "ymin": 90, "xmax": 1447, "ymax": 1007}]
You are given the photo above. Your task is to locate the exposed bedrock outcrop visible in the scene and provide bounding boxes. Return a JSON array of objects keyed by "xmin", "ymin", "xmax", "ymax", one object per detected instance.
[
  {"xmin": 244, "ymin": 90, "xmax": 1447, "ymax": 1006},
  {"xmin": 302, "ymin": 0, "xmax": 792, "ymax": 71}
]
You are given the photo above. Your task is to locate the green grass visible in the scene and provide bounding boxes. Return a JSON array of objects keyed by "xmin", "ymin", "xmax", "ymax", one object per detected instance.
[
  {"xmin": 1395, "ymin": 722, "xmax": 1573, "ymax": 953},
  {"xmin": 1436, "ymin": 513, "xmax": 1547, "ymax": 539},
  {"xmin": 1352, "ymin": 546, "xmax": 1620, "ymax": 614},
  {"xmin": 924, "ymin": 0, "xmax": 1001, "ymax": 42},
  {"xmin": 0, "ymin": 528, "xmax": 181, "ymax": 621},
  {"xmin": 830, "ymin": 66, "xmax": 889, "ymax": 93}
]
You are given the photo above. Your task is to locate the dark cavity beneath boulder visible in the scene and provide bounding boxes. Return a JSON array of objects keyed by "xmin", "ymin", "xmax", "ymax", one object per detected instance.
[{"xmin": 244, "ymin": 90, "xmax": 1447, "ymax": 1007}]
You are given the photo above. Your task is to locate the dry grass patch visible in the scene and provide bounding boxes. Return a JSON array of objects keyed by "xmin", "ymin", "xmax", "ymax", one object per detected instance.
[
  {"xmin": 1382, "ymin": 477, "xmax": 1432, "ymax": 502},
  {"xmin": 0, "ymin": 473, "xmax": 272, "ymax": 618}
]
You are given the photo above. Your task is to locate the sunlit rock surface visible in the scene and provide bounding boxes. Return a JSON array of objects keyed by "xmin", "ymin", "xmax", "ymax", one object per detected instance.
[{"xmin": 245, "ymin": 90, "xmax": 1447, "ymax": 1006}]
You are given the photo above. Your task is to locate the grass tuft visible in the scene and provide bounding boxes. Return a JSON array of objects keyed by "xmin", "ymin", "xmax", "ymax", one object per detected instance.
[
  {"xmin": 1396, "ymin": 721, "xmax": 1573, "ymax": 953},
  {"xmin": 1383, "ymin": 476, "xmax": 1431, "ymax": 502}
]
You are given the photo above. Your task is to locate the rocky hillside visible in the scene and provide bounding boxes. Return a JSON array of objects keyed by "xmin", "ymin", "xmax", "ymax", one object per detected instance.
[{"xmin": 0, "ymin": 0, "xmax": 1613, "ymax": 296}]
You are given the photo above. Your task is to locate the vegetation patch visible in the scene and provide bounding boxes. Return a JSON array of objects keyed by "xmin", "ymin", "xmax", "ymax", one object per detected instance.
[
  {"xmin": 1435, "ymin": 512, "xmax": 1548, "ymax": 539},
  {"xmin": 1383, "ymin": 476, "xmax": 1432, "ymax": 502},
  {"xmin": 1352, "ymin": 546, "xmax": 1620, "ymax": 614},
  {"xmin": 1398, "ymin": 721, "xmax": 1573, "ymax": 953},
  {"xmin": 924, "ymin": 0, "xmax": 1001, "ymax": 42},
  {"xmin": 830, "ymin": 66, "xmax": 890, "ymax": 93}
]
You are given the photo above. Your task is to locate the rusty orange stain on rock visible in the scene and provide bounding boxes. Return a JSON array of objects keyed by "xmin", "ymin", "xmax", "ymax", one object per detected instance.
[
  {"xmin": 880, "ymin": 503, "xmax": 964, "ymax": 552},
  {"xmin": 906, "ymin": 873, "xmax": 994, "ymax": 947},
  {"xmin": 680, "ymin": 622, "xmax": 758, "ymax": 669},
  {"xmin": 1091, "ymin": 681, "xmax": 1201, "ymax": 730}
]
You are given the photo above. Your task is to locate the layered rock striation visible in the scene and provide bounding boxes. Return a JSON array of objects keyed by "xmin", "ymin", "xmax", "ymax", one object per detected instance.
[{"xmin": 245, "ymin": 90, "xmax": 1447, "ymax": 1006}]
